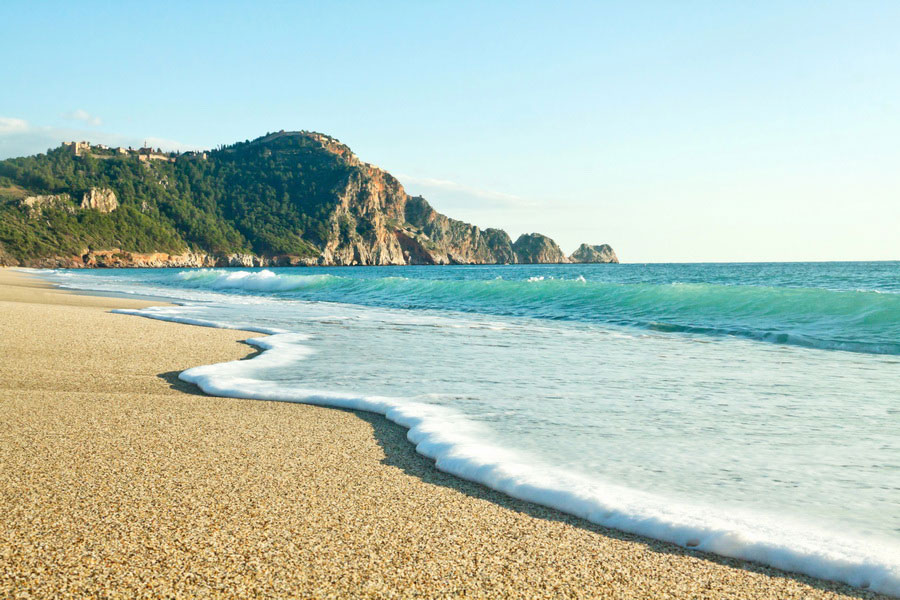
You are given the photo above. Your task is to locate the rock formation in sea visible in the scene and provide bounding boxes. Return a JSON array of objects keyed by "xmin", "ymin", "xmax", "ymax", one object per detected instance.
[
  {"xmin": 569, "ymin": 243, "xmax": 618, "ymax": 264},
  {"xmin": 512, "ymin": 233, "xmax": 570, "ymax": 264}
]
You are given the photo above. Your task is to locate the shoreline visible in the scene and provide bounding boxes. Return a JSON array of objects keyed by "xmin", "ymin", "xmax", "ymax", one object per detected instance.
[{"xmin": 0, "ymin": 267, "xmax": 888, "ymax": 599}]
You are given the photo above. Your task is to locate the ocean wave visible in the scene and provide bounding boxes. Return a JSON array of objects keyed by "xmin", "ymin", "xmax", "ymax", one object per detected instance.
[
  {"xmin": 176, "ymin": 268, "xmax": 340, "ymax": 292},
  {"xmin": 166, "ymin": 269, "xmax": 900, "ymax": 355}
]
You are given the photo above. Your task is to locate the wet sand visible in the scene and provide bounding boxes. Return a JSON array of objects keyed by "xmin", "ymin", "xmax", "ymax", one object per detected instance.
[{"xmin": 0, "ymin": 268, "xmax": 885, "ymax": 598}]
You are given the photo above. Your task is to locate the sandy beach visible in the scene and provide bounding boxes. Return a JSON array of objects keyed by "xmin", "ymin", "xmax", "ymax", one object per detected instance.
[{"xmin": 0, "ymin": 268, "xmax": 885, "ymax": 599}]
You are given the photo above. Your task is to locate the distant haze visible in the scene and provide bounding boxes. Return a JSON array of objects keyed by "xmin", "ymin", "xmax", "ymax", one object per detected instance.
[{"xmin": 2, "ymin": 1, "xmax": 899, "ymax": 262}]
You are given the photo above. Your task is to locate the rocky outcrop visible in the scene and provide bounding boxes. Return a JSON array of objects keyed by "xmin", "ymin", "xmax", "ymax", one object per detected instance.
[
  {"xmin": 81, "ymin": 187, "xmax": 118, "ymax": 213},
  {"xmin": 20, "ymin": 194, "xmax": 75, "ymax": 216},
  {"xmin": 19, "ymin": 187, "xmax": 119, "ymax": 216},
  {"xmin": 401, "ymin": 196, "xmax": 517, "ymax": 265},
  {"xmin": 18, "ymin": 250, "xmax": 322, "ymax": 269},
  {"xmin": 569, "ymin": 243, "xmax": 618, "ymax": 264},
  {"xmin": 512, "ymin": 233, "xmax": 569, "ymax": 264},
  {"xmin": 312, "ymin": 164, "xmax": 520, "ymax": 266},
  {"xmin": 316, "ymin": 165, "xmax": 409, "ymax": 266},
  {"xmin": 19, "ymin": 189, "xmax": 119, "ymax": 216},
  {"xmin": 246, "ymin": 133, "xmax": 526, "ymax": 267}
]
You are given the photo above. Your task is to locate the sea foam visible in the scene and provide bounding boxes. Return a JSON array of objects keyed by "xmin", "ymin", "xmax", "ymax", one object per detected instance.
[
  {"xmin": 146, "ymin": 268, "xmax": 900, "ymax": 355},
  {"xmin": 115, "ymin": 305, "xmax": 900, "ymax": 596}
]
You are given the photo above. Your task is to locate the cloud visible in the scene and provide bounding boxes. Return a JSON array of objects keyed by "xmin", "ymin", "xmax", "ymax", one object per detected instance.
[
  {"xmin": 396, "ymin": 174, "xmax": 536, "ymax": 207},
  {"xmin": 63, "ymin": 109, "xmax": 102, "ymax": 126},
  {"xmin": 0, "ymin": 116, "xmax": 200, "ymax": 159},
  {"xmin": 0, "ymin": 117, "xmax": 28, "ymax": 134}
]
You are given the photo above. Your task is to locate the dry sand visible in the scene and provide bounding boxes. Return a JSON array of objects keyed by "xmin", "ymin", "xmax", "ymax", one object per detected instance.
[{"xmin": 0, "ymin": 268, "xmax": 886, "ymax": 599}]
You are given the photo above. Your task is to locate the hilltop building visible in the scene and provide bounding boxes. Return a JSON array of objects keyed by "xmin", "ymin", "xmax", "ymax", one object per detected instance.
[
  {"xmin": 138, "ymin": 148, "xmax": 169, "ymax": 162},
  {"xmin": 138, "ymin": 142, "xmax": 175, "ymax": 163},
  {"xmin": 61, "ymin": 141, "xmax": 91, "ymax": 156},
  {"xmin": 60, "ymin": 140, "xmax": 175, "ymax": 162},
  {"xmin": 180, "ymin": 150, "xmax": 208, "ymax": 160}
]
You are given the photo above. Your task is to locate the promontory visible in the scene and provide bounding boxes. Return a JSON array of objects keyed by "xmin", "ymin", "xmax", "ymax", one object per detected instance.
[{"xmin": 0, "ymin": 131, "xmax": 618, "ymax": 268}]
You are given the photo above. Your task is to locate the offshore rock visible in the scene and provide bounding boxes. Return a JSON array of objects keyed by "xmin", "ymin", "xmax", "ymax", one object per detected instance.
[
  {"xmin": 513, "ymin": 233, "xmax": 569, "ymax": 264},
  {"xmin": 569, "ymin": 243, "xmax": 619, "ymax": 264}
]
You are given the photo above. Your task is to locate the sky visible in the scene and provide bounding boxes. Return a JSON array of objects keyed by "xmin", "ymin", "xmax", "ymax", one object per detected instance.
[{"xmin": 2, "ymin": 1, "xmax": 899, "ymax": 262}]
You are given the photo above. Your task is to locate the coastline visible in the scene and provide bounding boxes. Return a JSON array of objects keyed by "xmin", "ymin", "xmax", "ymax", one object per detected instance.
[{"xmin": 0, "ymin": 267, "xmax": 886, "ymax": 599}]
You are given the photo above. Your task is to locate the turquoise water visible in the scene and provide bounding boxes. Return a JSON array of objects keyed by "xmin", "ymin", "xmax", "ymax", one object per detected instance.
[{"xmin": 40, "ymin": 262, "xmax": 900, "ymax": 594}]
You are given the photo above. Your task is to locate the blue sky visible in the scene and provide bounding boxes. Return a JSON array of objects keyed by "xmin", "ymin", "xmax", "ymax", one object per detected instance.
[{"xmin": 2, "ymin": 1, "xmax": 899, "ymax": 262}]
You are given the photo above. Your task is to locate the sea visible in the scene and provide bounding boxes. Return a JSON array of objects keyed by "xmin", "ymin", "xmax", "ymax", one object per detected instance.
[{"xmin": 34, "ymin": 261, "xmax": 900, "ymax": 595}]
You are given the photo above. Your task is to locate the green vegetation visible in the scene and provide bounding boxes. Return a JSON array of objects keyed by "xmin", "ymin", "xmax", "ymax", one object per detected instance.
[{"xmin": 0, "ymin": 132, "xmax": 360, "ymax": 262}]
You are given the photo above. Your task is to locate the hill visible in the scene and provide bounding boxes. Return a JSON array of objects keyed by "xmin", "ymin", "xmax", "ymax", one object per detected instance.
[{"xmin": 0, "ymin": 131, "xmax": 617, "ymax": 267}]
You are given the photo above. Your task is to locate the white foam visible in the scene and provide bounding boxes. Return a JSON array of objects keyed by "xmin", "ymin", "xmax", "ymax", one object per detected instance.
[
  {"xmin": 176, "ymin": 268, "xmax": 336, "ymax": 292},
  {"xmin": 119, "ymin": 307, "xmax": 900, "ymax": 596}
]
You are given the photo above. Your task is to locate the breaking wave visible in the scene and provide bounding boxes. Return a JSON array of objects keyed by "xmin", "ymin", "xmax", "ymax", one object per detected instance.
[{"xmin": 170, "ymin": 269, "xmax": 900, "ymax": 355}]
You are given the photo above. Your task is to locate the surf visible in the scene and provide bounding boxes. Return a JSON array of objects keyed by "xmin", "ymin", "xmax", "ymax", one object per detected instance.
[{"xmin": 161, "ymin": 267, "xmax": 900, "ymax": 355}]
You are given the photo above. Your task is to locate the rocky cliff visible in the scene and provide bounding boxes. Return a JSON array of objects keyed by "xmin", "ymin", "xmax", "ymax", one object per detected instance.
[
  {"xmin": 401, "ymin": 197, "xmax": 518, "ymax": 265},
  {"xmin": 569, "ymin": 243, "xmax": 619, "ymax": 264},
  {"xmin": 26, "ymin": 249, "xmax": 289, "ymax": 269},
  {"xmin": 80, "ymin": 187, "xmax": 119, "ymax": 213},
  {"xmin": 0, "ymin": 131, "xmax": 617, "ymax": 268},
  {"xmin": 20, "ymin": 193, "xmax": 75, "ymax": 216}
]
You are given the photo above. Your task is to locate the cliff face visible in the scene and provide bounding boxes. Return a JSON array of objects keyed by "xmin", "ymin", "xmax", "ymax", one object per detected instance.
[
  {"xmin": 80, "ymin": 187, "xmax": 118, "ymax": 213},
  {"xmin": 569, "ymin": 243, "xmax": 619, "ymax": 264},
  {"xmin": 278, "ymin": 135, "xmax": 522, "ymax": 266},
  {"xmin": 0, "ymin": 131, "xmax": 617, "ymax": 268},
  {"xmin": 401, "ymin": 197, "xmax": 518, "ymax": 265},
  {"xmin": 20, "ymin": 194, "xmax": 75, "ymax": 216},
  {"xmin": 292, "ymin": 163, "xmax": 520, "ymax": 267},
  {"xmin": 512, "ymin": 233, "xmax": 569, "ymax": 264},
  {"xmin": 317, "ymin": 165, "xmax": 408, "ymax": 266},
  {"xmin": 28, "ymin": 250, "xmax": 290, "ymax": 269}
]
